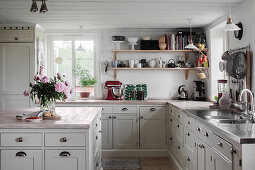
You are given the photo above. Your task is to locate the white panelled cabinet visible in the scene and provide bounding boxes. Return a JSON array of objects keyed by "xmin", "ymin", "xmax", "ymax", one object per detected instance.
[
  {"xmin": 140, "ymin": 106, "xmax": 166, "ymax": 149},
  {"xmin": 102, "ymin": 113, "xmax": 113, "ymax": 149},
  {"xmin": 1, "ymin": 150, "xmax": 43, "ymax": 170}
]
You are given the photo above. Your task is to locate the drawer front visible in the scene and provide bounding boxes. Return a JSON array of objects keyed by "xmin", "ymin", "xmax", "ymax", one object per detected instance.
[
  {"xmin": 169, "ymin": 115, "xmax": 174, "ymax": 135},
  {"xmin": 184, "ymin": 116, "xmax": 196, "ymax": 131},
  {"xmin": 101, "ymin": 106, "xmax": 112, "ymax": 113},
  {"xmin": 175, "ymin": 142, "xmax": 185, "ymax": 166},
  {"xmin": 1, "ymin": 133, "xmax": 42, "ymax": 146},
  {"xmin": 213, "ymin": 134, "xmax": 232, "ymax": 162},
  {"xmin": 195, "ymin": 122, "xmax": 213, "ymax": 146},
  {"xmin": 113, "ymin": 106, "xmax": 137, "ymax": 113},
  {"xmin": 140, "ymin": 106, "xmax": 165, "ymax": 119},
  {"xmin": 184, "ymin": 127, "xmax": 195, "ymax": 154},
  {"xmin": 45, "ymin": 132, "xmax": 86, "ymax": 147},
  {"xmin": 173, "ymin": 121, "xmax": 184, "ymax": 145},
  {"xmin": 173, "ymin": 109, "xmax": 185, "ymax": 124},
  {"xmin": 0, "ymin": 30, "xmax": 34, "ymax": 42}
]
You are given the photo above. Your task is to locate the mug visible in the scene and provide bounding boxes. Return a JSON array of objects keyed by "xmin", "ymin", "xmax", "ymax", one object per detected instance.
[{"xmin": 129, "ymin": 60, "xmax": 135, "ymax": 68}]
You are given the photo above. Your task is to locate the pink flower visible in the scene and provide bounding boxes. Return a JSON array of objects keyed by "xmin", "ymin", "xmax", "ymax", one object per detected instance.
[
  {"xmin": 41, "ymin": 76, "xmax": 48, "ymax": 83},
  {"xmin": 65, "ymin": 81, "xmax": 70, "ymax": 87},
  {"xmin": 70, "ymin": 88, "xmax": 74, "ymax": 95},
  {"xmin": 23, "ymin": 90, "xmax": 29, "ymax": 97},
  {"xmin": 57, "ymin": 73, "xmax": 62, "ymax": 80},
  {"xmin": 55, "ymin": 82, "xmax": 64, "ymax": 92},
  {"xmin": 33, "ymin": 75, "xmax": 40, "ymax": 81},
  {"xmin": 63, "ymin": 86, "xmax": 70, "ymax": 96}
]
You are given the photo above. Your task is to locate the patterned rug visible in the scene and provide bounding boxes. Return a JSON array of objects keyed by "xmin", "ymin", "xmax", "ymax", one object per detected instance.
[{"xmin": 101, "ymin": 158, "xmax": 142, "ymax": 169}]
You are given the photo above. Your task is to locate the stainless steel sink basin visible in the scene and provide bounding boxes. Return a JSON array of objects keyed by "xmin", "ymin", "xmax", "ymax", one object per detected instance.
[
  {"xmin": 216, "ymin": 119, "xmax": 248, "ymax": 124},
  {"xmin": 205, "ymin": 115, "xmax": 242, "ymax": 120}
]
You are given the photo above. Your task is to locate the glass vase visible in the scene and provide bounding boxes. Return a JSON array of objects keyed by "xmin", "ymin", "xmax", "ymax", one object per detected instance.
[{"xmin": 39, "ymin": 99, "xmax": 55, "ymax": 112}]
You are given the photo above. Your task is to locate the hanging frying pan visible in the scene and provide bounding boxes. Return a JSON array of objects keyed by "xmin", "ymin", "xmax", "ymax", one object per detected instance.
[{"xmin": 226, "ymin": 52, "xmax": 247, "ymax": 79}]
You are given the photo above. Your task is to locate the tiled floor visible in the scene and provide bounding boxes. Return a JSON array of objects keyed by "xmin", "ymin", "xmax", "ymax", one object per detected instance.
[{"xmin": 103, "ymin": 157, "xmax": 176, "ymax": 170}]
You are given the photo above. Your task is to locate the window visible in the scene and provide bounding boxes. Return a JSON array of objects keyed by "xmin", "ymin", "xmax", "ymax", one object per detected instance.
[{"xmin": 48, "ymin": 35, "xmax": 99, "ymax": 98}]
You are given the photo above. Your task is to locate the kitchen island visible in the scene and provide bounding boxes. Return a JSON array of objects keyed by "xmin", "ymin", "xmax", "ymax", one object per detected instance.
[{"xmin": 0, "ymin": 107, "xmax": 102, "ymax": 170}]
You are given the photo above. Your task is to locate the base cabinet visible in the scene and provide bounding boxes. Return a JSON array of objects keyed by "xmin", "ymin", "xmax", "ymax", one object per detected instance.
[
  {"xmin": 1, "ymin": 150, "xmax": 42, "ymax": 170},
  {"xmin": 113, "ymin": 114, "xmax": 138, "ymax": 149},
  {"xmin": 213, "ymin": 151, "xmax": 232, "ymax": 170},
  {"xmin": 45, "ymin": 150, "xmax": 86, "ymax": 170},
  {"xmin": 196, "ymin": 138, "xmax": 213, "ymax": 170},
  {"xmin": 102, "ymin": 114, "xmax": 113, "ymax": 149}
]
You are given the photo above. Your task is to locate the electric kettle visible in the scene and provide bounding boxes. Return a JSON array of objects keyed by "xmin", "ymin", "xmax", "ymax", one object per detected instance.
[{"xmin": 178, "ymin": 85, "xmax": 188, "ymax": 100}]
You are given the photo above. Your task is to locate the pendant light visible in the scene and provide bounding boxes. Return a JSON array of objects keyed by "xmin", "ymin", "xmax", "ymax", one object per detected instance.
[
  {"xmin": 223, "ymin": 8, "xmax": 241, "ymax": 32},
  {"xmin": 76, "ymin": 26, "xmax": 86, "ymax": 52},
  {"xmin": 185, "ymin": 19, "xmax": 198, "ymax": 50},
  {"xmin": 40, "ymin": 0, "xmax": 48, "ymax": 13},
  {"xmin": 30, "ymin": 0, "xmax": 38, "ymax": 12}
]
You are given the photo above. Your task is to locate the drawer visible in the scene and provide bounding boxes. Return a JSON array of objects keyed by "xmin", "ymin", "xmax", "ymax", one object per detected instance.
[
  {"xmin": 195, "ymin": 122, "xmax": 213, "ymax": 146},
  {"xmin": 175, "ymin": 142, "xmax": 185, "ymax": 166},
  {"xmin": 184, "ymin": 127, "xmax": 195, "ymax": 154},
  {"xmin": 169, "ymin": 115, "xmax": 174, "ymax": 135},
  {"xmin": 173, "ymin": 109, "xmax": 185, "ymax": 124},
  {"xmin": 0, "ymin": 30, "xmax": 34, "ymax": 42},
  {"xmin": 173, "ymin": 121, "xmax": 184, "ymax": 145},
  {"xmin": 45, "ymin": 132, "xmax": 86, "ymax": 147},
  {"xmin": 1, "ymin": 132, "xmax": 42, "ymax": 146},
  {"xmin": 101, "ymin": 106, "xmax": 112, "ymax": 113},
  {"xmin": 184, "ymin": 116, "xmax": 196, "ymax": 131},
  {"xmin": 213, "ymin": 134, "xmax": 232, "ymax": 162},
  {"xmin": 113, "ymin": 106, "xmax": 137, "ymax": 113},
  {"xmin": 140, "ymin": 106, "xmax": 165, "ymax": 119}
]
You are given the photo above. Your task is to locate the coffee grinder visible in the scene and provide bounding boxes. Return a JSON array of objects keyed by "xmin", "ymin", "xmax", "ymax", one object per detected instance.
[{"xmin": 193, "ymin": 81, "xmax": 207, "ymax": 101}]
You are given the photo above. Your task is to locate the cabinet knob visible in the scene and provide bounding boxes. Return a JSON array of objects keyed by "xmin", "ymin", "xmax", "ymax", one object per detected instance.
[
  {"xmin": 218, "ymin": 142, "xmax": 223, "ymax": 147},
  {"xmin": 204, "ymin": 132, "xmax": 209, "ymax": 137},
  {"xmin": 170, "ymin": 137, "xmax": 173, "ymax": 140},
  {"xmin": 197, "ymin": 127, "xmax": 201, "ymax": 132},
  {"xmin": 170, "ymin": 119, "xmax": 172, "ymax": 122},
  {"xmin": 186, "ymin": 132, "xmax": 190, "ymax": 136},
  {"xmin": 177, "ymin": 146, "xmax": 180, "ymax": 150},
  {"xmin": 177, "ymin": 124, "xmax": 180, "ymax": 128},
  {"xmin": 61, "ymin": 137, "xmax": 68, "ymax": 142},
  {"xmin": 99, "ymin": 130, "xmax": 102, "ymax": 133},
  {"xmin": 178, "ymin": 115, "xmax": 180, "ymax": 118},
  {"xmin": 102, "ymin": 108, "xmax": 104, "ymax": 111},
  {"xmin": 231, "ymin": 148, "xmax": 237, "ymax": 154},
  {"xmin": 140, "ymin": 116, "xmax": 144, "ymax": 119},
  {"xmin": 187, "ymin": 121, "xmax": 191, "ymax": 125},
  {"xmin": 59, "ymin": 151, "xmax": 71, "ymax": 157},
  {"xmin": 96, "ymin": 162, "xmax": 99, "ymax": 167},
  {"xmin": 108, "ymin": 116, "xmax": 112, "ymax": 119},
  {"xmin": 96, "ymin": 136, "xmax": 98, "ymax": 140},
  {"xmin": 187, "ymin": 157, "xmax": 191, "ymax": 162},
  {"xmin": 113, "ymin": 116, "xmax": 116, "ymax": 119},
  {"xmin": 122, "ymin": 108, "xmax": 128, "ymax": 111},
  {"xmin": 150, "ymin": 108, "xmax": 156, "ymax": 112},
  {"xmin": 16, "ymin": 151, "xmax": 27, "ymax": 157},
  {"xmin": 14, "ymin": 37, "xmax": 18, "ymax": 41},
  {"xmin": 16, "ymin": 137, "xmax": 23, "ymax": 142}
]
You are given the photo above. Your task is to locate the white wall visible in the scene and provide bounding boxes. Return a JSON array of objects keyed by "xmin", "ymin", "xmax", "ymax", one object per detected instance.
[{"xmin": 46, "ymin": 28, "xmax": 203, "ymax": 99}]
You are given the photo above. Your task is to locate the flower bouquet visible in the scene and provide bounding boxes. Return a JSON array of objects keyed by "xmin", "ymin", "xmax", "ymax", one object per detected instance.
[{"xmin": 24, "ymin": 67, "xmax": 73, "ymax": 118}]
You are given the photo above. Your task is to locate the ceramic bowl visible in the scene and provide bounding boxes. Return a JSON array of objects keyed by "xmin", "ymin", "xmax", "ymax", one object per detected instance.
[{"xmin": 127, "ymin": 37, "xmax": 139, "ymax": 43}]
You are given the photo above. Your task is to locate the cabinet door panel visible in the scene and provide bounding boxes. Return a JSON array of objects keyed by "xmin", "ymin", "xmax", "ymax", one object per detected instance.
[
  {"xmin": 102, "ymin": 114, "xmax": 113, "ymax": 149},
  {"xmin": 1, "ymin": 150, "xmax": 42, "ymax": 170},
  {"xmin": 45, "ymin": 150, "xmax": 85, "ymax": 170},
  {"xmin": 113, "ymin": 114, "xmax": 138, "ymax": 149},
  {"xmin": 214, "ymin": 151, "xmax": 232, "ymax": 170}
]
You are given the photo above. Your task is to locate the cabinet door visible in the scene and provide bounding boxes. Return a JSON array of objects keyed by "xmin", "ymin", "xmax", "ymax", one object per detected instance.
[
  {"xmin": 213, "ymin": 151, "xmax": 232, "ymax": 170},
  {"xmin": 0, "ymin": 43, "xmax": 34, "ymax": 110},
  {"xmin": 102, "ymin": 114, "xmax": 113, "ymax": 149},
  {"xmin": 195, "ymin": 138, "xmax": 213, "ymax": 170},
  {"xmin": 113, "ymin": 114, "xmax": 138, "ymax": 149},
  {"xmin": 1, "ymin": 150, "xmax": 42, "ymax": 170},
  {"xmin": 45, "ymin": 150, "xmax": 86, "ymax": 170},
  {"xmin": 140, "ymin": 106, "xmax": 166, "ymax": 149}
]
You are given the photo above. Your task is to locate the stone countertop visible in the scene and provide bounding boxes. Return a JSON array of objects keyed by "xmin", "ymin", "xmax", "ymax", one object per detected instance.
[{"xmin": 0, "ymin": 107, "xmax": 101, "ymax": 129}]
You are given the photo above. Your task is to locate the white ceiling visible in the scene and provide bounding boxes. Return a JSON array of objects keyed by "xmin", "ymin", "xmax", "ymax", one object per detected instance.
[{"xmin": 0, "ymin": 0, "xmax": 245, "ymax": 30}]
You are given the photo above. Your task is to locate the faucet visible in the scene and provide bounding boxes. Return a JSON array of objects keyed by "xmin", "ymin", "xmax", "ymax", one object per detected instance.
[{"xmin": 239, "ymin": 89, "xmax": 255, "ymax": 120}]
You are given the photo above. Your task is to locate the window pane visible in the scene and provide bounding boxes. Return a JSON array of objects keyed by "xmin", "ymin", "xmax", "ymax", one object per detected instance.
[{"xmin": 53, "ymin": 40, "xmax": 73, "ymax": 85}]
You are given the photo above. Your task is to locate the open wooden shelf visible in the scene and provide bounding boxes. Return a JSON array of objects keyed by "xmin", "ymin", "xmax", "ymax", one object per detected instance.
[
  {"xmin": 112, "ymin": 49, "xmax": 208, "ymax": 53},
  {"xmin": 112, "ymin": 67, "xmax": 209, "ymax": 80}
]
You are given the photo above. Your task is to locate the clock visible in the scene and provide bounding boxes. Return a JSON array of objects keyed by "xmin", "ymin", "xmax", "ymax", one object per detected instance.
[{"xmin": 234, "ymin": 22, "xmax": 243, "ymax": 40}]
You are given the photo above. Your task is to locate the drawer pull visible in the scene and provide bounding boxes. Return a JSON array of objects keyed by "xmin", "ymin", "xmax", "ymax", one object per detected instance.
[
  {"xmin": 186, "ymin": 132, "xmax": 190, "ymax": 136},
  {"xmin": 177, "ymin": 124, "xmax": 180, "ymax": 128},
  {"xmin": 96, "ymin": 162, "xmax": 99, "ymax": 167},
  {"xmin": 177, "ymin": 146, "xmax": 180, "ymax": 150},
  {"xmin": 122, "ymin": 108, "xmax": 128, "ymax": 111},
  {"xmin": 187, "ymin": 121, "xmax": 191, "ymax": 125},
  {"xmin": 113, "ymin": 116, "xmax": 116, "ymax": 119},
  {"xmin": 231, "ymin": 148, "xmax": 237, "ymax": 154},
  {"xmin": 199, "ymin": 144, "xmax": 204, "ymax": 149},
  {"xmin": 187, "ymin": 157, "xmax": 191, "ymax": 162},
  {"xmin": 16, "ymin": 151, "xmax": 27, "ymax": 157},
  {"xmin": 170, "ymin": 119, "xmax": 172, "ymax": 122},
  {"xmin": 204, "ymin": 132, "xmax": 209, "ymax": 137},
  {"xmin": 140, "ymin": 116, "xmax": 144, "ymax": 119},
  {"xmin": 60, "ymin": 137, "xmax": 68, "ymax": 142},
  {"xmin": 197, "ymin": 127, "xmax": 201, "ymax": 132},
  {"xmin": 14, "ymin": 37, "xmax": 18, "ymax": 41},
  {"xmin": 59, "ymin": 151, "xmax": 71, "ymax": 157},
  {"xmin": 16, "ymin": 137, "xmax": 23, "ymax": 142},
  {"xmin": 178, "ymin": 115, "xmax": 180, "ymax": 118},
  {"xmin": 218, "ymin": 142, "xmax": 223, "ymax": 147},
  {"xmin": 171, "ymin": 110, "xmax": 172, "ymax": 113},
  {"xmin": 150, "ymin": 108, "xmax": 156, "ymax": 112},
  {"xmin": 170, "ymin": 137, "xmax": 173, "ymax": 140},
  {"xmin": 108, "ymin": 116, "xmax": 112, "ymax": 119},
  {"xmin": 96, "ymin": 136, "xmax": 98, "ymax": 140},
  {"xmin": 99, "ymin": 130, "xmax": 102, "ymax": 133},
  {"xmin": 102, "ymin": 108, "xmax": 104, "ymax": 111}
]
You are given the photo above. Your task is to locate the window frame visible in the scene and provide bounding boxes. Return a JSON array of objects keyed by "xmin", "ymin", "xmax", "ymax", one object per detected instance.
[{"xmin": 47, "ymin": 34, "xmax": 100, "ymax": 99}]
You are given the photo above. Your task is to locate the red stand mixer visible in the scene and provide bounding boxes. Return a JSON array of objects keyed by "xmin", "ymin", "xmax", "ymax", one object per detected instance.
[{"xmin": 105, "ymin": 81, "xmax": 123, "ymax": 100}]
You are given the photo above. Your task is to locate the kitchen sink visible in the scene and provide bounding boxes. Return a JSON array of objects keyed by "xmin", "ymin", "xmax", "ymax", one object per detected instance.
[
  {"xmin": 205, "ymin": 115, "xmax": 242, "ymax": 120},
  {"xmin": 216, "ymin": 119, "xmax": 248, "ymax": 124}
]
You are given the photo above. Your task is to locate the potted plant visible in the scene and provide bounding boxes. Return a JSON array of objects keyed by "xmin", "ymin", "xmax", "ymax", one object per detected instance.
[{"xmin": 73, "ymin": 60, "xmax": 97, "ymax": 98}]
